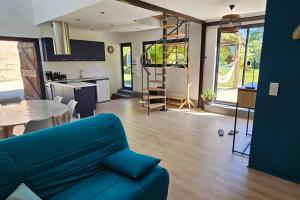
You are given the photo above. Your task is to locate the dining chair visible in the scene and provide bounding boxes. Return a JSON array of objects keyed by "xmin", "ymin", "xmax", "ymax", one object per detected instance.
[
  {"xmin": 53, "ymin": 96, "xmax": 63, "ymax": 103},
  {"xmin": 0, "ymin": 104, "xmax": 8, "ymax": 138},
  {"xmin": 0, "ymin": 97, "xmax": 22, "ymax": 105},
  {"xmin": 23, "ymin": 116, "xmax": 56, "ymax": 134},
  {"xmin": 67, "ymin": 100, "xmax": 80, "ymax": 121},
  {"xmin": 0, "ymin": 127, "xmax": 4, "ymax": 139}
]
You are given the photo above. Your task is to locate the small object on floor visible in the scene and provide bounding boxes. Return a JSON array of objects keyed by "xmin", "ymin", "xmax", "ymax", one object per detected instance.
[
  {"xmin": 218, "ymin": 129, "xmax": 224, "ymax": 136},
  {"xmin": 228, "ymin": 130, "xmax": 239, "ymax": 135}
]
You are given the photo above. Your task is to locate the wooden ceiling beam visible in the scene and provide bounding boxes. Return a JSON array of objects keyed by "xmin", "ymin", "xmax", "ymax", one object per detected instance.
[{"xmin": 117, "ymin": 0, "xmax": 204, "ymax": 24}]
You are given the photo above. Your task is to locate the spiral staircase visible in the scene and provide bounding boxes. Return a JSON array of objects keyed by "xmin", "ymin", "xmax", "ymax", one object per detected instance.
[{"xmin": 141, "ymin": 14, "xmax": 190, "ymax": 115}]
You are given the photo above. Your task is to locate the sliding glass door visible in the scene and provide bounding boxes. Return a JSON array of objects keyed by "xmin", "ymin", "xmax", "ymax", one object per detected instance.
[
  {"xmin": 121, "ymin": 43, "xmax": 133, "ymax": 90},
  {"xmin": 215, "ymin": 25, "xmax": 264, "ymax": 103}
]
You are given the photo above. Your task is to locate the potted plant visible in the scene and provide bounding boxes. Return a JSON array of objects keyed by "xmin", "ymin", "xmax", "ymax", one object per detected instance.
[{"xmin": 201, "ymin": 89, "xmax": 216, "ymax": 105}]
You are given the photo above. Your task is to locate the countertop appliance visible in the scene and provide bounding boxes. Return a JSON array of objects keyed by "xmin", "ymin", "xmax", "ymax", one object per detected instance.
[
  {"xmin": 45, "ymin": 71, "xmax": 53, "ymax": 81},
  {"xmin": 52, "ymin": 72, "xmax": 67, "ymax": 81}
]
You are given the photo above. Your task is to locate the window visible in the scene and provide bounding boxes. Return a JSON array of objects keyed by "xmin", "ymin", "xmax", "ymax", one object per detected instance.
[
  {"xmin": 215, "ymin": 25, "xmax": 264, "ymax": 104},
  {"xmin": 143, "ymin": 39, "xmax": 188, "ymax": 67}
]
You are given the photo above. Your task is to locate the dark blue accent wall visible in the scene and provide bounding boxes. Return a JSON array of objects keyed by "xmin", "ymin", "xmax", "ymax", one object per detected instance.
[{"xmin": 249, "ymin": 0, "xmax": 300, "ymax": 184}]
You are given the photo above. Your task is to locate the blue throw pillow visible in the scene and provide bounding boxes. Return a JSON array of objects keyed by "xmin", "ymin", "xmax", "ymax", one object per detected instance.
[{"xmin": 103, "ymin": 148, "xmax": 161, "ymax": 178}]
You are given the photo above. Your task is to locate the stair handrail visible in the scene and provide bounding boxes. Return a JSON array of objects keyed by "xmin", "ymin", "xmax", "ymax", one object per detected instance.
[
  {"xmin": 140, "ymin": 20, "xmax": 186, "ymax": 114},
  {"xmin": 140, "ymin": 20, "xmax": 186, "ymax": 74}
]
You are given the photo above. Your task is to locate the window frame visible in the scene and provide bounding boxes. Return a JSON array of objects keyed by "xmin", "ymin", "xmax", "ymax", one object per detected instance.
[
  {"xmin": 142, "ymin": 38, "xmax": 189, "ymax": 68},
  {"xmin": 214, "ymin": 23, "xmax": 264, "ymax": 106}
]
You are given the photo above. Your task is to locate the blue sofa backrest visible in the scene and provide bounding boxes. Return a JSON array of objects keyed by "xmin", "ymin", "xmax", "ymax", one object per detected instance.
[{"xmin": 0, "ymin": 113, "xmax": 128, "ymax": 199}]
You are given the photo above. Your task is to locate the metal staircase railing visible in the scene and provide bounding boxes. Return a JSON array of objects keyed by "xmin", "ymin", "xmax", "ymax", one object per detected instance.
[{"xmin": 140, "ymin": 17, "xmax": 188, "ymax": 115}]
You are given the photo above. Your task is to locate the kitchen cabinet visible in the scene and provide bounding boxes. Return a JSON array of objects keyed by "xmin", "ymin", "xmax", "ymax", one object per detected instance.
[
  {"xmin": 83, "ymin": 78, "xmax": 110, "ymax": 102},
  {"xmin": 45, "ymin": 84, "xmax": 53, "ymax": 100},
  {"xmin": 51, "ymin": 83, "xmax": 97, "ymax": 118},
  {"xmin": 41, "ymin": 37, "xmax": 105, "ymax": 61},
  {"xmin": 96, "ymin": 79, "xmax": 110, "ymax": 102}
]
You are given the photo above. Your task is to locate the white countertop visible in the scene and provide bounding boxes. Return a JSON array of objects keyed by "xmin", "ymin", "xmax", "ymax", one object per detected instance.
[
  {"xmin": 50, "ymin": 82, "xmax": 97, "ymax": 89},
  {"xmin": 48, "ymin": 76, "xmax": 108, "ymax": 83}
]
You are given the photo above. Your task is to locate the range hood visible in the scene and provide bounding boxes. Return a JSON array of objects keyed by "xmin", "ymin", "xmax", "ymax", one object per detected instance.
[{"xmin": 51, "ymin": 21, "xmax": 71, "ymax": 55}]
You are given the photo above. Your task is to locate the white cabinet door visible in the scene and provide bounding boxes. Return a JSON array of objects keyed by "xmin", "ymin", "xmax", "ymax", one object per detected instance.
[
  {"xmin": 45, "ymin": 86, "xmax": 53, "ymax": 99},
  {"xmin": 97, "ymin": 80, "xmax": 110, "ymax": 102}
]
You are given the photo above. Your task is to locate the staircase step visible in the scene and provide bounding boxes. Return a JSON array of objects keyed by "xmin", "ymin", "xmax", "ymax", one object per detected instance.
[
  {"xmin": 149, "ymin": 80, "xmax": 165, "ymax": 83},
  {"xmin": 144, "ymin": 103, "xmax": 166, "ymax": 109},
  {"xmin": 112, "ymin": 93, "xmax": 131, "ymax": 99},
  {"xmin": 143, "ymin": 95, "xmax": 166, "ymax": 100},
  {"xmin": 164, "ymin": 33, "xmax": 186, "ymax": 38},
  {"xmin": 166, "ymin": 42, "xmax": 188, "ymax": 47},
  {"xmin": 117, "ymin": 89, "xmax": 134, "ymax": 96},
  {"xmin": 143, "ymin": 87, "xmax": 166, "ymax": 92},
  {"xmin": 163, "ymin": 24, "xmax": 177, "ymax": 29},
  {"xmin": 155, "ymin": 73, "xmax": 165, "ymax": 76}
]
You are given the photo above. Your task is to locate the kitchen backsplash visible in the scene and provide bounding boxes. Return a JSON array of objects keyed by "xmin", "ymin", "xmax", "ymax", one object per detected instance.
[{"xmin": 43, "ymin": 62, "xmax": 110, "ymax": 79}]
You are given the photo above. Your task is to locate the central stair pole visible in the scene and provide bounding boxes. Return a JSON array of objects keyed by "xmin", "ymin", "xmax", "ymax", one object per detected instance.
[{"xmin": 161, "ymin": 13, "xmax": 168, "ymax": 111}]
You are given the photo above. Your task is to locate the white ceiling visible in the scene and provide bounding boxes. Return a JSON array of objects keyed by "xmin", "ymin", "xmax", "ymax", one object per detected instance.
[
  {"xmin": 54, "ymin": 0, "xmax": 161, "ymax": 32},
  {"xmin": 144, "ymin": 0, "xmax": 267, "ymax": 21},
  {"xmin": 53, "ymin": 0, "xmax": 267, "ymax": 32}
]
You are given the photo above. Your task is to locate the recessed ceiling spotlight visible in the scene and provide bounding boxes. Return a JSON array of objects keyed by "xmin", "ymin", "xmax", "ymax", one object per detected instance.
[
  {"xmin": 75, "ymin": 18, "xmax": 81, "ymax": 21},
  {"xmin": 100, "ymin": 11, "xmax": 105, "ymax": 14}
]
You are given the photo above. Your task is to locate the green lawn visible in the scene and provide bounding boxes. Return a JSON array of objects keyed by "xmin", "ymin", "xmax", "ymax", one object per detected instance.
[
  {"xmin": 123, "ymin": 74, "xmax": 132, "ymax": 86},
  {"xmin": 217, "ymin": 67, "xmax": 259, "ymax": 88}
]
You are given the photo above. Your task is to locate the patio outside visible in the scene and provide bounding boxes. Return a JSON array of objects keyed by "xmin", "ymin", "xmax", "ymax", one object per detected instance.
[
  {"xmin": 215, "ymin": 27, "xmax": 263, "ymax": 103},
  {"xmin": 0, "ymin": 41, "xmax": 24, "ymax": 100}
]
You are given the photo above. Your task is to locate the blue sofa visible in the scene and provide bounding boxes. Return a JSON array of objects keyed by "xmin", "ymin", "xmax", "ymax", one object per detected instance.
[{"xmin": 0, "ymin": 114, "xmax": 169, "ymax": 200}]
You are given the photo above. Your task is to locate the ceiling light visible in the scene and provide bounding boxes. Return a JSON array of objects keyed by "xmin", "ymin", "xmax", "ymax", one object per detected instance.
[{"xmin": 220, "ymin": 5, "xmax": 241, "ymax": 33}]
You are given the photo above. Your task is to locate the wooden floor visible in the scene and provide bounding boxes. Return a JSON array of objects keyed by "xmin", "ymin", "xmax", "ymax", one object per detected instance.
[{"xmin": 96, "ymin": 98, "xmax": 300, "ymax": 200}]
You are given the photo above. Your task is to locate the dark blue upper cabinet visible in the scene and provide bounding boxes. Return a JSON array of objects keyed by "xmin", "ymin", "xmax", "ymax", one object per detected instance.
[{"xmin": 41, "ymin": 37, "xmax": 106, "ymax": 61}]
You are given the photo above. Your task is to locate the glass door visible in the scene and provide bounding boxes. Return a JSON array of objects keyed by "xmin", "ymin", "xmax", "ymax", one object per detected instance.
[
  {"xmin": 215, "ymin": 25, "xmax": 264, "ymax": 104},
  {"xmin": 121, "ymin": 43, "xmax": 133, "ymax": 90}
]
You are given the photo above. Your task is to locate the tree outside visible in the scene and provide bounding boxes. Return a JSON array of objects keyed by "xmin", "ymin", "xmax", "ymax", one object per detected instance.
[
  {"xmin": 216, "ymin": 26, "xmax": 264, "ymax": 103},
  {"xmin": 145, "ymin": 43, "xmax": 187, "ymax": 65},
  {"xmin": 122, "ymin": 46, "xmax": 132, "ymax": 88}
]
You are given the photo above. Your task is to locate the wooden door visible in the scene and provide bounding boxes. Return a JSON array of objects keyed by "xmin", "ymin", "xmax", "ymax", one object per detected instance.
[{"xmin": 17, "ymin": 42, "xmax": 44, "ymax": 99}]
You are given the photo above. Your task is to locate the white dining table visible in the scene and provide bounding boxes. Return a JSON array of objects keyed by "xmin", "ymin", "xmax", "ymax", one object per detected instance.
[{"xmin": 0, "ymin": 100, "xmax": 69, "ymax": 138}]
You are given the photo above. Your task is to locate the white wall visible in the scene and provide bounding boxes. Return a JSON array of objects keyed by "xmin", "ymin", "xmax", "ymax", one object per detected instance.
[
  {"xmin": 0, "ymin": 0, "xmax": 39, "ymax": 38},
  {"xmin": 119, "ymin": 23, "xmax": 202, "ymax": 100},
  {"xmin": 203, "ymin": 20, "xmax": 265, "ymax": 92},
  {"xmin": 39, "ymin": 24, "xmax": 121, "ymax": 94},
  {"xmin": 32, "ymin": 0, "xmax": 104, "ymax": 25}
]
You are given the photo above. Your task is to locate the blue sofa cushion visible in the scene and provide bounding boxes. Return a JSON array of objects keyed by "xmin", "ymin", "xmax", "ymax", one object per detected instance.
[
  {"xmin": 48, "ymin": 166, "xmax": 169, "ymax": 200},
  {"xmin": 103, "ymin": 148, "xmax": 161, "ymax": 178}
]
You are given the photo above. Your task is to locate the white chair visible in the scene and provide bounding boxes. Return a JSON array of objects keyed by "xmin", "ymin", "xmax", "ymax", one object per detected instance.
[
  {"xmin": 67, "ymin": 100, "xmax": 80, "ymax": 121},
  {"xmin": 53, "ymin": 96, "xmax": 63, "ymax": 103},
  {"xmin": 23, "ymin": 116, "xmax": 56, "ymax": 134},
  {"xmin": 0, "ymin": 105, "xmax": 4, "ymax": 138}
]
